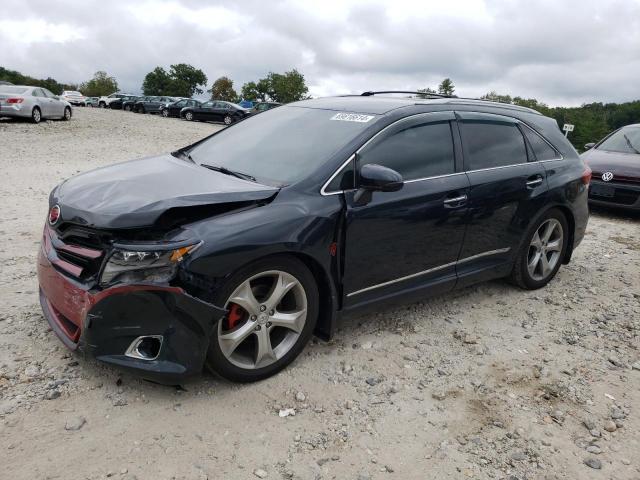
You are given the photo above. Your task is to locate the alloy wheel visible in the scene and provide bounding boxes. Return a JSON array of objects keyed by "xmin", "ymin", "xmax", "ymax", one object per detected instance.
[
  {"xmin": 64, "ymin": 108, "xmax": 71, "ymax": 120},
  {"xmin": 527, "ymin": 218, "xmax": 563, "ymax": 281},
  {"xmin": 185, "ymin": 112, "xmax": 193, "ymax": 121},
  {"xmin": 32, "ymin": 108, "xmax": 41, "ymax": 123},
  {"xmin": 224, "ymin": 115, "xmax": 232, "ymax": 125},
  {"xmin": 162, "ymin": 109, "xmax": 169, "ymax": 117},
  {"xmin": 217, "ymin": 270, "xmax": 307, "ymax": 370}
]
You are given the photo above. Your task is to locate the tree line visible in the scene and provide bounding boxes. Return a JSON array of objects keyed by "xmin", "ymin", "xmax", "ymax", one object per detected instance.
[{"xmin": 2, "ymin": 66, "xmax": 639, "ymax": 150}]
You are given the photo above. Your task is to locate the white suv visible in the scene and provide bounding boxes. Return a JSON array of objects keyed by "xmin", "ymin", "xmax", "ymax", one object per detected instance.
[{"xmin": 98, "ymin": 92, "xmax": 136, "ymax": 108}]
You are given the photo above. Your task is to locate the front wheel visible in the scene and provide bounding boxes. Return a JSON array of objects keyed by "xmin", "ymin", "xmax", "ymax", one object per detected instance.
[
  {"xmin": 62, "ymin": 107, "xmax": 72, "ymax": 121},
  {"xmin": 99, "ymin": 102, "xmax": 106, "ymax": 108},
  {"xmin": 206, "ymin": 256, "xmax": 318, "ymax": 382},
  {"xmin": 161, "ymin": 108, "xmax": 169, "ymax": 118},
  {"xmin": 223, "ymin": 115, "xmax": 233, "ymax": 125},
  {"xmin": 184, "ymin": 111, "xmax": 194, "ymax": 121},
  {"xmin": 511, "ymin": 209, "xmax": 569, "ymax": 289}
]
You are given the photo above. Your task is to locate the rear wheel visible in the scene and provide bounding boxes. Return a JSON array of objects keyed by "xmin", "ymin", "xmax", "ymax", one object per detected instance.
[
  {"xmin": 206, "ymin": 256, "xmax": 318, "ymax": 382},
  {"xmin": 124, "ymin": 104, "xmax": 130, "ymax": 111},
  {"xmin": 161, "ymin": 108, "xmax": 169, "ymax": 118},
  {"xmin": 138, "ymin": 106, "xmax": 146, "ymax": 114},
  {"xmin": 31, "ymin": 107, "xmax": 42, "ymax": 123},
  {"xmin": 511, "ymin": 209, "xmax": 568, "ymax": 289},
  {"xmin": 63, "ymin": 107, "xmax": 72, "ymax": 121},
  {"xmin": 99, "ymin": 101, "xmax": 106, "ymax": 108}
]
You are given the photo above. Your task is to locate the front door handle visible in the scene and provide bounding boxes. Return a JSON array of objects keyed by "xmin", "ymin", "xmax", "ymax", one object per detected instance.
[
  {"xmin": 526, "ymin": 175, "xmax": 544, "ymax": 188},
  {"xmin": 443, "ymin": 194, "xmax": 467, "ymax": 208}
]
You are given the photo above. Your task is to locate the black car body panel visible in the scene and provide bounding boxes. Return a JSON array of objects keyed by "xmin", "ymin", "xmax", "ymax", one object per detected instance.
[
  {"xmin": 51, "ymin": 154, "xmax": 279, "ymax": 229},
  {"xmin": 38, "ymin": 95, "xmax": 589, "ymax": 383},
  {"xmin": 160, "ymin": 98, "xmax": 201, "ymax": 117}
]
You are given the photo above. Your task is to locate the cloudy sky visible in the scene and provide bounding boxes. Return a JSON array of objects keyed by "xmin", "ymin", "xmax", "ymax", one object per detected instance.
[{"xmin": 1, "ymin": 0, "xmax": 639, "ymax": 106}]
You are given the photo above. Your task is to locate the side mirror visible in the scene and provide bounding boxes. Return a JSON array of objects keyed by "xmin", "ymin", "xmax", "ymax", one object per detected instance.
[
  {"xmin": 584, "ymin": 143, "xmax": 596, "ymax": 150},
  {"xmin": 359, "ymin": 164, "xmax": 403, "ymax": 192}
]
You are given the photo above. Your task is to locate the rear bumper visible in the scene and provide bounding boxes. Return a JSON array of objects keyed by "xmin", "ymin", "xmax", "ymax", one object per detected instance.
[
  {"xmin": 0, "ymin": 104, "xmax": 30, "ymax": 118},
  {"xmin": 38, "ymin": 239, "xmax": 225, "ymax": 384},
  {"xmin": 588, "ymin": 180, "xmax": 640, "ymax": 211}
]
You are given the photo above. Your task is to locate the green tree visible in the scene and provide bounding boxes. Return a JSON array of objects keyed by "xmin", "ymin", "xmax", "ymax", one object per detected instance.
[
  {"xmin": 240, "ymin": 81, "xmax": 262, "ymax": 101},
  {"xmin": 417, "ymin": 87, "xmax": 437, "ymax": 98},
  {"xmin": 267, "ymin": 69, "xmax": 308, "ymax": 103},
  {"xmin": 142, "ymin": 67, "xmax": 171, "ymax": 95},
  {"xmin": 166, "ymin": 63, "xmax": 207, "ymax": 97},
  {"xmin": 80, "ymin": 71, "xmax": 119, "ymax": 96},
  {"xmin": 438, "ymin": 78, "xmax": 455, "ymax": 96},
  {"xmin": 209, "ymin": 76, "xmax": 237, "ymax": 101}
]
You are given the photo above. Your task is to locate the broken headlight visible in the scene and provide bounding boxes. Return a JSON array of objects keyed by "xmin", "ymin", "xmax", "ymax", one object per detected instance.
[{"xmin": 100, "ymin": 243, "xmax": 201, "ymax": 286}]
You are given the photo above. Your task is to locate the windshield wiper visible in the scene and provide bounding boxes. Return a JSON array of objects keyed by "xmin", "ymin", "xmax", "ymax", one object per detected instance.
[
  {"xmin": 172, "ymin": 149, "xmax": 195, "ymax": 163},
  {"xmin": 201, "ymin": 164, "xmax": 257, "ymax": 183},
  {"xmin": 623, "ymin": 134, "xmax": 640, "ymax": 154}
]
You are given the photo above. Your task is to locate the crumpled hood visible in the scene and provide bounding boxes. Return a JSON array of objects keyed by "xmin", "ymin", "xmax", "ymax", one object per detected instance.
[
  {"xmin": 52, "ymin": 154, "xmax": 278, "ymax": 229},
  {"xmin": 581, "ymin": 148, "xmax": 640, "ymax": 178}
]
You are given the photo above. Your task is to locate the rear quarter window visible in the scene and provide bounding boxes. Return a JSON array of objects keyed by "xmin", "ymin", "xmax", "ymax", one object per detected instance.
[{"xmin": 521, "ymin": 125, "xmax": 560, "ymax": 160}]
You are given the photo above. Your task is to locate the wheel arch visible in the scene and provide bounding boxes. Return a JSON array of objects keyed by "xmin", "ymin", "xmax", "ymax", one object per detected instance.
[{"xmin": 520, "ymin": 203, "xmax": 576, "ymax": 264}]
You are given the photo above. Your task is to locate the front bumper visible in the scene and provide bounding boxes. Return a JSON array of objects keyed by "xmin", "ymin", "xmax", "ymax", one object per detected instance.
[
  {"xmin": 37, "ymin": 234, "xmax": 225, "ymax": 384},
  {"xmin": 589, "ymin": 180, "xmax": 640, "ymax": 211}
]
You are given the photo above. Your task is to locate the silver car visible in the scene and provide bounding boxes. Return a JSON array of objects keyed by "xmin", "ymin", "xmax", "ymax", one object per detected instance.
[
  {"xmin": 0, "ymin": 85, "xmax": 73, "ymax": 123},
  {"xmin": 60, "ymin": 90, "xmax": 87, "ymax": 106}
]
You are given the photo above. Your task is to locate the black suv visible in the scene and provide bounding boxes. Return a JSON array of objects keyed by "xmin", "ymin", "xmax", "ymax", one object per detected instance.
[
  {"xmin": 160, "ymin": 98, "xmax": 202, "ymax": 118},
  {"xmin": 38, "ymin": 93, "xmax": 589, "ymax": 384},
  {"xmin": 135, "ymin": 96, "xmax": 177, "ymax": 114}
]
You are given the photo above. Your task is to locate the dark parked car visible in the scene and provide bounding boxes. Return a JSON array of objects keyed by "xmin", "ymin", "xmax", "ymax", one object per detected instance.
[
  {"xmin": 135, "ymin": 96, "xmax": 176, "ymax": 114},
  {"xmin": 581, "ymin": 124, "xmax": 640, "ymax": 210},
  {"xmin": 109, "ymin": 95, "xmax": 139, "ymax": 110},
  {"xmin": 160, "ymin": 98, "xmax": 201, "ymax": 118},
  {"xmin": 251, "ymin": 102, "xmax": 281, "ymax": 114},
  {"xmin": 181, "ymin": 100, "xmax": 250, "ymax": 124},
  {"xmin": 38, "ymin": 93, "xmax": 589, "ymax": 384}
]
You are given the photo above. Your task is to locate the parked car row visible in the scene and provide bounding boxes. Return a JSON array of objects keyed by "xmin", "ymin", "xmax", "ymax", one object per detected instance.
[{"xmin": 99, "ymin": 92, "xmax": 281, "ymax": 125}]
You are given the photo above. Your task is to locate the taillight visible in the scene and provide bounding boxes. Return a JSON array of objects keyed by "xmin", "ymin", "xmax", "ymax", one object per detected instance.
[
  {"xmin": 581, "ymin": 166, "xmax": 592, "ymax": 186},
  {"xmin": 6, "ymin": 98, "xmax": 24, "ymax": 104}
]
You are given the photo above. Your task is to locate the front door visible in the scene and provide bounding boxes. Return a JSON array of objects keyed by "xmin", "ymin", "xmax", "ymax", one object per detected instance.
[
  {"xmin": 342, "ymin": 112, "xmax": 469, "ymax": 308},
  {"xmin": 455, "ymin": 111, "xmax": 549, "ymax": 287}
]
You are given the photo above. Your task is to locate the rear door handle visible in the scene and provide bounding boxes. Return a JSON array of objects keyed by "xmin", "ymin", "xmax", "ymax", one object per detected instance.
[
  {"xmin": 443, "ymin": 194, "xmax": 467, "ymax": 208},
  {"xmin": 526, "ymin": 175, "xmax": 544, "ymax": 188}
]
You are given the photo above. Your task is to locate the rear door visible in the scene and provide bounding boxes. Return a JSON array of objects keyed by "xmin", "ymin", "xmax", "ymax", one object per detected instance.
[
  {"xmin": 342, "ymin": 112, "xmax": 470, "ymax": 308},
  {"xmin": 455, "ymin": 111, "xmax": 549, "ymax": 287}
]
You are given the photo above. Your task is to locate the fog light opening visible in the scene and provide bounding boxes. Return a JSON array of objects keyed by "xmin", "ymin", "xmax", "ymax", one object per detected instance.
[{"xmin": 125, "ymin": 335, "xmax": 163, "ymax": 360}]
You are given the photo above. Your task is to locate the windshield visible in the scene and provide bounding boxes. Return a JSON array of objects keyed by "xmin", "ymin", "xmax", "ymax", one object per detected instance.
[
  {"xmin": 0, "ymin": 86, "xmax": 28, "ymax": 94},
  {"xmin": 597, "ymin": 126, "xmax": 640, "ymax": 154},
  {"xmin": 188, "ymin": 106, "xmax": 379, "ymax": 186}
]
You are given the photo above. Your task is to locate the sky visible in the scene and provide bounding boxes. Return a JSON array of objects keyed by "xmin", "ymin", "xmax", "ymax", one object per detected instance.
[{"xmin": 1, "ymin": 0, "xmax": 639, "ymax": 106}]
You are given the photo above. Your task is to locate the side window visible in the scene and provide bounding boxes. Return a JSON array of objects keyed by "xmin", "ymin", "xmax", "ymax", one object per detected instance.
[
  {"xmin": 358, "ymin": 121, "xmax": 455, "ymax": 180},
  {"xmin": 42, "ymin": 89, "xmax": 56, "ymax": 98},
  {"xmin": 460, "ymin": 121, "xmax": 528, "ymax": 170},
  {"xmin": 521, "ymin": 125, "xmax": 560, "ymax": 161},
  {"xmin": 32, "ymin": 89, "xmax": 43, "ymax": 97},
  {"xmin": 175, "ymin": 100, "xmax": 185, "ymax": 107}
]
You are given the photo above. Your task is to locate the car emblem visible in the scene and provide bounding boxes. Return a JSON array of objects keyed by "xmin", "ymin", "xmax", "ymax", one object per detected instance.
[
  {"xmin": 601, "ymin": 172, "xmax": 614, "ymax": 182},
  {"xmin": 48, "ymin": 205, "xmax": 61, "ymax": 225}
]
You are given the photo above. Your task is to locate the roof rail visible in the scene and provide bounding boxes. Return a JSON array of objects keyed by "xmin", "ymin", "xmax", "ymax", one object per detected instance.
[{"xmin": 361, "ymin": 90, "xmax": 455, "ymax": 98}]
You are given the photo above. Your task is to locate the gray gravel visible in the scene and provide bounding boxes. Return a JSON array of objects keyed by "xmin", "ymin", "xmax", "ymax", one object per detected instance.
[{"xmin": 1, "ymin": 108, "xmax": 639, "ymax": 479}]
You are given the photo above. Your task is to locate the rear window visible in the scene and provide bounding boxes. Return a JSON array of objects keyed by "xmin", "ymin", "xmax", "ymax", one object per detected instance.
[
  {"xmin": 0, "ymin": 86, "xmax": 28, "ymax": 94},
  {"xmin": 460, "ymin": 121, "xmax": 528, "ymax": 170}
]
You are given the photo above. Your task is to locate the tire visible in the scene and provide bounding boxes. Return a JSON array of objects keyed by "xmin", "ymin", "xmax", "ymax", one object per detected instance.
[
  {"xmin": 223, "ymin": 115, "xmax": 233, "ymax": 125},
  {"xmin": 62, "ymin": 107, "xmax": 72, "ymax": 121},
  {"xmin": 205, "ymin": 255, "xmax": 319, "ymax": 382},
  {"xmin": 31, "ymin": 107, "xmax": 42, "ymax": 124},
  {"xmin": 139, "ymin": 106, "xmax": 145, "ymax": 114},
  {"xmin": 510, "ymin": 208, "xmax": 569, "ymax": 290},
  {"xmin": 99, "ymin": 102, "xmax": 106, "ymax": 108},
  {"xmin": 184, "ymin": 111, "xmax": 194, "ymax": 121},
  {"xmin": 161, "ymin": 109, "xmax": 169, "ymax": 118}
]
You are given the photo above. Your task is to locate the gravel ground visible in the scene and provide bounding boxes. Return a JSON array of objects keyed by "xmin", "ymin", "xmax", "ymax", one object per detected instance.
[{"xmin": 0, "ymin": 108, "xmax": 639, "ymax": 480}]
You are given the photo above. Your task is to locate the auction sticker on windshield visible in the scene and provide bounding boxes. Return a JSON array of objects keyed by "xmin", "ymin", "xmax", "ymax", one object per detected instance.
[{"xmin": 330, "ymin": 112, "xmax": 375, "ymax": 123}]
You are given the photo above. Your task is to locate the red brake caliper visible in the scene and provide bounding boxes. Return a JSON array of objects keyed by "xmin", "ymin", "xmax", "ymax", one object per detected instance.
[{"xmin": 226, "ymin": 303, "xmax": 244, "ymax": 330}]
